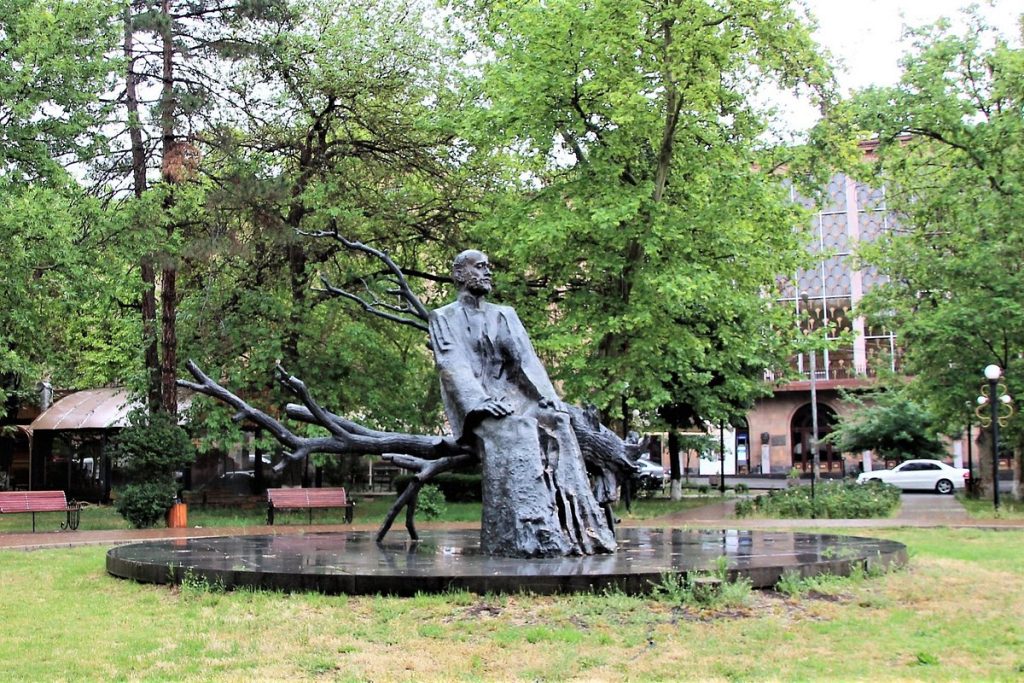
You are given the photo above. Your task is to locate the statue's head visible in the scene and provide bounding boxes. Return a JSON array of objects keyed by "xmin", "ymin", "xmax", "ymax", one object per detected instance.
[{"xmin": 452, "ymin": 249, "xmax": 492, "ymax": 296}]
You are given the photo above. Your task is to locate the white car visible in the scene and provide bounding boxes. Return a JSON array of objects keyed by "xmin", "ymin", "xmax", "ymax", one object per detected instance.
[
  {"xmin": 857, "ymin": 459, "xmax": 970, "ymax": 494},
  {"xmin": 631, "ymin": 458, "xmax": 666, "ymax": 492}
]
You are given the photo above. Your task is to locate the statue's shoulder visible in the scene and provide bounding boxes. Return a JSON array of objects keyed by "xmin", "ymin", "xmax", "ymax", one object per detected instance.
[
  {"xmin": 484, "ymin": 301, "xmax": 516, "ymax": 316},
  {"xmin": 490, "ymin": 302, "xmax": 522, "ymax": 324},
  {"xmin": 430, "ymin": 301, "xmax": 461, "ymax": 320}
]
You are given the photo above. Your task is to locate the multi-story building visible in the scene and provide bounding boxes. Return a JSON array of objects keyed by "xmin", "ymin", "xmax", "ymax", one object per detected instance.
[{"xmin": 743, "ymin": 165, "xmax": 904, "ymax": 476}]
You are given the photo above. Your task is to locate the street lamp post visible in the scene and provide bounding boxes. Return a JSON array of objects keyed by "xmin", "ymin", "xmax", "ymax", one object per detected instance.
[
  {"xmin": 976, "ymin": 365, "xmax": 1013, "ymax": 511},
  {"xmin": 716, "ymin": 421, "xmax": 728, "ymax": 495},
  {"xmin": 800, "ymin": 292, "xmax": 820, "ymax": 515}
]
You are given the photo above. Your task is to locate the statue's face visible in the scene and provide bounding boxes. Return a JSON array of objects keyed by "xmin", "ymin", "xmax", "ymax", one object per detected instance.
[{"xmin": 458, "ymin": 252, "xmax": 492, "ymax": 295}]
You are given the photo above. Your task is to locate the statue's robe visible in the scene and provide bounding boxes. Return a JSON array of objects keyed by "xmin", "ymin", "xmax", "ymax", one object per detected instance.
[{"xmin": 429, "ymin": 298, "xmax": 616, "ymax": 557}]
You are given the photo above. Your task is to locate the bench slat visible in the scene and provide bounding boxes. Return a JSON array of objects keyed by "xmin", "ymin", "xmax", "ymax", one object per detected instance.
[
  {"xmin": 267, "ymin": 488, "xmax": 347, "ymax": 508},
  {"xmin": 266, "ymin": 487, "xmax": 353, "ymax": 524},
  {"xmin": 0, "ymin": 491, "xmax": 71, "ymax": 513}
]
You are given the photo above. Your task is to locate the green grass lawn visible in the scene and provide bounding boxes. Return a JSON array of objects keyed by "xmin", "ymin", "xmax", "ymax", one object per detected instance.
[{"xmin": 0, "ymin": 527, "xmax": 1021, "ymax": 680}]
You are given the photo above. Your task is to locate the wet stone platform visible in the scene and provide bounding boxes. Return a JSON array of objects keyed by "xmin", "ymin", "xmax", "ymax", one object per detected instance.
[{"xmin": 106, "ymin": 528, "xmax": 906, "ymax": 595}]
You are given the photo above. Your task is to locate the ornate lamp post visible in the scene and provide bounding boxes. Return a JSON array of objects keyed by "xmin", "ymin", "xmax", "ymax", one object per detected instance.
[{"xmin": 975, "ymin": 364, "xmax": 1014, "ymax": 511}]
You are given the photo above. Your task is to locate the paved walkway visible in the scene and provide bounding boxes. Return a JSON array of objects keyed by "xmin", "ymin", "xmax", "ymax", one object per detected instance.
[
  {"xmin": 651, "ymin": 492, "xmax": 1024, "ymax": 530},
  {"xmin": 0, "ymin": 494, "xmax": 1020, "ymax": 551}
]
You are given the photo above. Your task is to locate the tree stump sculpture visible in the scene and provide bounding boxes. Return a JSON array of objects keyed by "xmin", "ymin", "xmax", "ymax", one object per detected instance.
[{"xmin": 180, "ymin": 238, "xmax": 641, "ymax": 557}]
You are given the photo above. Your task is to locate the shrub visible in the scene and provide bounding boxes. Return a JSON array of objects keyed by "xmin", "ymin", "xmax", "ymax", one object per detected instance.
[
  {"xmin": 734, "ymin": 480, "xmax": 900, "ymax": 519},
  {"xmin": 115, "ymin": 480, "xmax": 179, "ymax": 528},
  {"xmin": 416, "ymin": 484, "xmax": 447, "ymax": 520},
  {"xmin": 109, "ymin": 410, "xmax": 196, "ymax": 528}
]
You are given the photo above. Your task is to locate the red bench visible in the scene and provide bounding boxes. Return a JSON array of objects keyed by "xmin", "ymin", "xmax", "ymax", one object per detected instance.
[
  {"xmin": 0, "ymin": 491, "xmax": 82, "ymax": 532},
  {"xmin": 266, "ymin": 487, "xmax": 354, "ymax": 525}
]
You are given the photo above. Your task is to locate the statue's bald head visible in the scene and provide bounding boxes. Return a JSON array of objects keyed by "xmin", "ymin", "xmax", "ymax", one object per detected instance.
[{"xmin": 452, "ymin": 249, "xmax": 492, "ymax": 296}]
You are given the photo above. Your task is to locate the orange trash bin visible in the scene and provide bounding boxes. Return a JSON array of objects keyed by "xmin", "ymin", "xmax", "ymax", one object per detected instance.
[{"xmin": 166, "ymin": 502, "xmax": 188, "ymax": 528}]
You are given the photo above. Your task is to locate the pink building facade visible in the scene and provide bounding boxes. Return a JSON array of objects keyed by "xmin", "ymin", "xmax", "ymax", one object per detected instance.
[{"xmin": 742, "ymin": 167, "xmax": 926, "ymax": 476}]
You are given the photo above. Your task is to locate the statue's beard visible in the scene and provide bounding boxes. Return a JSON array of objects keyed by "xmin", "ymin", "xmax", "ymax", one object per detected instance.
[{"xmin": 463, "ymin": 276, "xmax": 492, "ymax": 295}]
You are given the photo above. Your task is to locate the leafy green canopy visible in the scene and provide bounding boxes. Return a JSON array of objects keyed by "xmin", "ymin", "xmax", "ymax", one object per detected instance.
[
  {"xmin": 0, "ymin": 185, "xmax": 140, "ymax": 404},
  {"xmin": 446, "ymin": 0, "xmax": 834, "ymax": 426},
  {"xmin": 0, "ymin": 0, "xmax": 118, "ymax": 183},
  {"xmin": 834, "ymin": 11, "xmax": 1024, "ymax": 434},
  {"xmin": 825, "ymin": 391, "xmax": 947, "ymax": 462}
]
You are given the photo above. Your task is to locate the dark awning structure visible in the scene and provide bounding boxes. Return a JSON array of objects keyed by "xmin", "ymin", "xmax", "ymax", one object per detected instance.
[{"xmin": 26, "ymin": 388, "xmax": 192, "ymax": 501}]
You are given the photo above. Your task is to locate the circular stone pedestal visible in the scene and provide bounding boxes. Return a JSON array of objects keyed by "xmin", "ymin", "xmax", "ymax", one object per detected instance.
[{"xmin": 106, "ymin": 528, "xmax": 906, "ymax": 596}]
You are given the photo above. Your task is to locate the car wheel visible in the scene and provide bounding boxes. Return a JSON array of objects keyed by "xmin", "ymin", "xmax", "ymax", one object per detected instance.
[{"xmin": 935, "ymin": 479, "xmax": 954, "ymax": 495}]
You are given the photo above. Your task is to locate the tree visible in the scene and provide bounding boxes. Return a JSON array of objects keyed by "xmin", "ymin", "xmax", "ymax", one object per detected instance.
[
  {"xmin": 834, "ymin": 11, "xmax": 1024, "ymax": 500},
  {"xmin": 174, "ymin": 0, "xmax": 466, "ymax": 451},
  {"xmin": 0, "ymin": 0, "xmax": 118, "ymax": 184},
  {"xmin": 0, "ymin": 0, "xmax": 124, "ymax": 410},
  {"xmin": 824, "ymin": 390, "xmax": 947, "ymax": 463},
  {"xmin": 444, "ymin": 0, "xmax": 834, "ymax": 434},
  {"xmin": 109, "ymin": 410, "xmax": 195, "ymax": 527},
  {"xmin": 107, "ymin": 0, "xmax": 294, "ymax": 415}
]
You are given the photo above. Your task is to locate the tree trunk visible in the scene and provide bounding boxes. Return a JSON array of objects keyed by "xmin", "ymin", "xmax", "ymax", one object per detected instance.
[
  {"xmin": 975, "ymin": 428, "xmax": 997, "ymax": 503},
  {"xmin": 284, "ymin": 242, "xmax": 307, "ymax": 367},
  {"xmin": 160, "ymin": 267, "xmax": 177, "ymax": 415},
  {"xmin": 668, "ymin": 430, "xmax": 682, "ymax": 501},
  {"xmin": 1012, "ymin": 444, "xmax": 1022, "ymax": 502},
  {"xmin": 158, "ymin": 0, "xmax": 178, "ymax": 416},
  {"xmin": 124, "ymin": 6, "xmax": 161, "ymax": 412}
]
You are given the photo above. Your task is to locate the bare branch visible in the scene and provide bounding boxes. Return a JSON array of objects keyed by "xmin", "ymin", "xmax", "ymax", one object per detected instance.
[
  {"xmin": 179, "ymin": 360, "xmax": 473, "ymax": 467},
  {"xmin": 375, "ymin": 452, "xmax": 476, "ymax": 541},
  {"xmin": 316, "ymin": 274, "xmax": 429, "ymax": 332},
  {"xmin": 300, "ymin": 228, "xmax": 431, "ymax": 320}
]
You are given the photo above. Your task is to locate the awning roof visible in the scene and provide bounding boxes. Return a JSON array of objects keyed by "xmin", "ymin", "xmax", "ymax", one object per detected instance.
[{"xmin": 30, "ymin": 388, "xmax": 191, "ymax": 431}]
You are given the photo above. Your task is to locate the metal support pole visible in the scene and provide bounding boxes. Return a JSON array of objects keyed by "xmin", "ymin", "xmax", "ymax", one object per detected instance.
[
  {"xmin": 989, "ymin": 378, "xmax": 1000, "ymax": 511},
  {"xmin": 719, "ymin": 421, "xmax": 726, "ymax": 495},
  {"xmin": 809, "ymin": 345, "xmax": 819, "ymax": 517}
]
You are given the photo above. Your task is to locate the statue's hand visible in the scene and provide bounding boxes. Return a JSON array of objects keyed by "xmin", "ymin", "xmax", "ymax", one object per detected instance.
[
  {"xmin": 471, "ymin": 397, "xmax": 514, "ymax": 420},
  {"xmin": 538, "ymin": 397, "xmax": 569, "ymax": 413}
]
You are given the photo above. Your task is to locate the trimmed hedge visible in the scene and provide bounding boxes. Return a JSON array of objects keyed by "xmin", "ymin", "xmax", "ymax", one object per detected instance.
[
  {"xmin": 734, "ymin": 480, "xmax": 901, "ymax": 519},
  {"xmin": 393, "ymin": 473, "xmax": 482, "ymax": 502}
]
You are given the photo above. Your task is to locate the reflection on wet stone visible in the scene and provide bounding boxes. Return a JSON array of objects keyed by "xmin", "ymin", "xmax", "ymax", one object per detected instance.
[{"xmin": 107, "ymin": 528, "xmax": 906, "ymax": 596}]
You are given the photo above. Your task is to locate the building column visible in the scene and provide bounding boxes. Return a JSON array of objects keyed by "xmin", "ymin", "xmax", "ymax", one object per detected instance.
[{"xmin": 846, "ymin": 175, "xmax": 868, "ymax": 375}]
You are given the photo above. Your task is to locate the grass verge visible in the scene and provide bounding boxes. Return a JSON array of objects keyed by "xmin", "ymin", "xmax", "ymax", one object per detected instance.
[
  {"xmin": 1, "ymin": 527, "xmax": 1021, "ymax": 680},
  {"xmin": 959, "ymin": 495, "xmax": 1024, "ymax": 519}
]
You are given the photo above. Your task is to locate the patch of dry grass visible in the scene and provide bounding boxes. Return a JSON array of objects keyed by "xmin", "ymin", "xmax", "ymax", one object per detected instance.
[{"xmin": 1, "ymin": 528, "xmax": 1022, "ymax": 680}]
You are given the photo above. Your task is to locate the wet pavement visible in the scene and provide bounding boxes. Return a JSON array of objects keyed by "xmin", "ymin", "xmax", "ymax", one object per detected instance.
[{"xmin": 106, "ymin": 527, "xmax": 907, "ymax": 595}]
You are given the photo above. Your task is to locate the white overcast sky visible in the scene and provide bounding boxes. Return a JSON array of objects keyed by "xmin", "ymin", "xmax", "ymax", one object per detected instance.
[{"xmin": 779, "ymin": 0, "xmax": 1022, "ymax": 130}]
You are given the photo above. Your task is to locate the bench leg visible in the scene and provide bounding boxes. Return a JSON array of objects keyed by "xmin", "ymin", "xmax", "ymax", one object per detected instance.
[{"xmin": 62, "ymin": 507, "xmax": 81, "ymax": 531}]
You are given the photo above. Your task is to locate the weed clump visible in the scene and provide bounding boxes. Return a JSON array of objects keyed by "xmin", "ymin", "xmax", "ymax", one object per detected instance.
[{"xmin": 651, "ymin": 556, "xmax": 751, "ymax": 608}]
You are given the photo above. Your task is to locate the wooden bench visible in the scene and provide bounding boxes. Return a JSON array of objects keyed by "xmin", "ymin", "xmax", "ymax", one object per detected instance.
[
  {"xmin": 266, "ymin": 487, "xmax": 354, "ymax": 525},
  {"xmin": 0, "ymin": 491, "xmax": 82, "ymax": 532}
]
